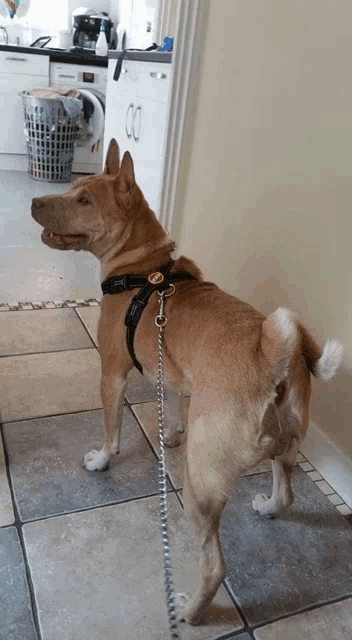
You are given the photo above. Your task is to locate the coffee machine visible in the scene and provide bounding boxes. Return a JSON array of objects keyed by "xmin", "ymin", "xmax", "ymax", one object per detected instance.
[{"xmin": 71, "ymin": 10, "xmax": 114, "ymax": 51}]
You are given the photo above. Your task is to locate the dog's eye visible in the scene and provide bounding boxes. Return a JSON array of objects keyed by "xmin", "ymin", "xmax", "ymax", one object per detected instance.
[{"xmin": 78, "ymin": 194, "xmax": 91, "ymax": 206}]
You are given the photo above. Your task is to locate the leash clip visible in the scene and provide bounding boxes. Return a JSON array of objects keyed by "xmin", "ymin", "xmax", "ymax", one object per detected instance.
[
  {"xmin": 155, "ymin": 285, "xmax": 175, "ymax": 327},
  {"xmin": 155, "ymin": 290, "xmax": 167, "ymax": 327}
]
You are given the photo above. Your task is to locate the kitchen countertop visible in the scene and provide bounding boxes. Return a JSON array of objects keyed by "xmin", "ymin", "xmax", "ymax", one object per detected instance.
[
  {"xmin": 0, "ymin": 44, "xmax": 108, "ymax": 67},
  {"xmin": 0, "ymin": 44, "xmax": 172, "ymax": 66}
]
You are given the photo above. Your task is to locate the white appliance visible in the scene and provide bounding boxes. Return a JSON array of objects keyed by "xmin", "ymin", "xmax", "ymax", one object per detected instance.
[
  {"xmin": 120, "ymin": 0, "xmax": 158, "ymax": 49},
  {"xmin": 50, "ymin": 62, "xmax": 107, "ymax": 173}
]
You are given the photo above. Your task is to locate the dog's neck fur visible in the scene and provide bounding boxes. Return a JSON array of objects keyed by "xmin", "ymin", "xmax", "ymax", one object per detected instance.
[{"xmin": 98, "ymin": 193, "xmax": 176, "ymax": 281}]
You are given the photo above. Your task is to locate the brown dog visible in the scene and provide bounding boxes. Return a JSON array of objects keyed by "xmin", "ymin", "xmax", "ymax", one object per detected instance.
[{"xmin": 31, "ymin": 139, "xmax": 342, "ymax": 625}]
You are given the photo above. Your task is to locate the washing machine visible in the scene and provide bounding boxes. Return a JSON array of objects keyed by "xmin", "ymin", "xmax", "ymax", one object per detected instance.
[{"xmin": 50, "ymin": 62, "xmax": 107, "ymax": 174}]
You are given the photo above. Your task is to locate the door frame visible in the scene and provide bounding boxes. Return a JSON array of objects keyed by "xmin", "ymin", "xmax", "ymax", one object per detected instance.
[{"xmin": 158, "ymin": 0, "xmax": 210, "ymax": 238}]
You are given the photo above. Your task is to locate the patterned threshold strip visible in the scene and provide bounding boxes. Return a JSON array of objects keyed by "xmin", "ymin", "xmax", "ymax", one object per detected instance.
[
  {"xmin": 1, "ymin": 299, "xmax": 351, "ymax": 522},
  {"xmin": 0, "ymin": 298, "xmax": 101, "ymax": 311}
]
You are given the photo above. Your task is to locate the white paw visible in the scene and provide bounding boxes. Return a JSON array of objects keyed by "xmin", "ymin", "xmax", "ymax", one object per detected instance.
[
  {"xmin": 83, "ymin": 449, "xmax": 110, "ymax": 472},
  {"xmin": 252, "ymin": 493, "xmax": 275, "ymax": 518},
  {"xmin": 175, "ymin": 592, "xmax": 191, "ymax": 621}
]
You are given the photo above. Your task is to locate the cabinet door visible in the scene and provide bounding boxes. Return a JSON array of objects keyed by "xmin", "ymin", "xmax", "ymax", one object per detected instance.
[
  {"xmin": 132, "ymin": 98, "xmax": 169, "ymax": 216},
  {"xmin": 103, "ymin": 59, "xmax": 139, "ymax": 165},
  {"xmin": 0, "ymin": 73, "xmax": 48, "ymax": 154}
]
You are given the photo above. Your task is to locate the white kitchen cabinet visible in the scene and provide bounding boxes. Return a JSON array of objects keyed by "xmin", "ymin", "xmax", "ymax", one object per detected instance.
[
  {"xmin": 103, "ymin": 57, "xmax": 172, "ymax": 216},
  {"xmin": 103, "ymin": 59, "xmax": 139, "ymax": 161},
  {"xmin": 131, "ymin": 95, "xmax": 169, "ymax": 212},
  {"xmin": 0, "ymin": 51, "xmax": 49, "ymax": 154}
]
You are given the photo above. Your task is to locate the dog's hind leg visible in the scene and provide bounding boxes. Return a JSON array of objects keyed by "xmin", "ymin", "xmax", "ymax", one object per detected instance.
[
  {"xmin": 83, "ymin": 372, "xmax": 127, "ymax": 471},
  {"xmin": 164, "ymin": 390, "xmax": 186, "ymax": 448},
  {"xmin": 177, "ymin": 415, "xmax": 229, "ymax": 625},
  {"xmin": 252, "ymin": 435, "xmax": 300, "ymax": 517}
]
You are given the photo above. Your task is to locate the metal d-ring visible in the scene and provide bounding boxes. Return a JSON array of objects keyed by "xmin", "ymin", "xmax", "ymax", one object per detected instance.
[{"xmin": 163, "ymin": 284, "xmax": 176, "ymax": 298}]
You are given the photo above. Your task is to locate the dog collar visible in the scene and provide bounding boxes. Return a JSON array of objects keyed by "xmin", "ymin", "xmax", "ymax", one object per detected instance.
[{"xmin": 101, "ymin": 260, "xmax": 196, "ymax": 374}]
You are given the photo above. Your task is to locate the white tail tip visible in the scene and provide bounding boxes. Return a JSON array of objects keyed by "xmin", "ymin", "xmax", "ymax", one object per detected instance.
[{"xmin": 316, "ymin": 339, "xmax": 343, "ymax": 381}]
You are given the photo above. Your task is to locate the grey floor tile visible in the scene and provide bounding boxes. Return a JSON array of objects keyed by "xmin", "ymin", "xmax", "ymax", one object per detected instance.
[
  {"xmin": 0, "ymin": 349, "xmax": 102, "ymax": 421},
  {"xmin": 75, "ymin": 305, "xmax": 101, "ymax": 346},
  {"xmin": 0, "ymin": 527, "xmax": 38, "ymax": 640},
  {"xmin": 3, "ymin": 408, "xmax": 166, "ymax": 521},
  {"xmin": 221, "ymin": 467, "xmax": 352, "ymax": 626},
  {"xmin": 253, "ymin": 597, "xmax": 352, "ymax": 639},
  {"xmin": 0, "ymin": 308, "xmax": 94, "ymax": 356},
  {"xmin": 0, "ymin": 435, "xmax": 14, "ymax": 527},
  {"xmin": 23, "ymin": 494, "xmax": 243, "ymax": 640},
  {"xmin": 132, "ymin": 399, "xmax": 188, "ymax": 489},
  {"xmin": 125, "ymin": 367, "xmax": 158, "ymax": 403}
]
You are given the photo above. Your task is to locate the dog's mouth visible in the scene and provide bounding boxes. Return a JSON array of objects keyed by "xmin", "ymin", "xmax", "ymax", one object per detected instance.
[{"xmin": 41, "ymin": 229, "xmax": 87, "ymax": 250}]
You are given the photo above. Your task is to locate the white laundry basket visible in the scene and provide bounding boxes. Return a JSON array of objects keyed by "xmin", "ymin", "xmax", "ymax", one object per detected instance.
[{"xmin": 20, "ymin": 91, "xmax": 80, "ymax": 183}]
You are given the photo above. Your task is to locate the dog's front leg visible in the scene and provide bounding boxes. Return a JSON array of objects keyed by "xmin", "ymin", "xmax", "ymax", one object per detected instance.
[{"xmin": 83, "ymin": 372, "xmax": 127, "ymax": 471}]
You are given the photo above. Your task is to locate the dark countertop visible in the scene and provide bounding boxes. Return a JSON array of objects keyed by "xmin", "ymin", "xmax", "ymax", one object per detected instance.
[
  {"xmin": 0, "ymin": 44, "xmax": 108, "ymax": 67},
  {"xmin": 108, "ymin": 50, "xmax": 172, "ymax": 63},
  {"xmin": 0, "ymin": 45, "xmax": 172, "ymax": 66}
]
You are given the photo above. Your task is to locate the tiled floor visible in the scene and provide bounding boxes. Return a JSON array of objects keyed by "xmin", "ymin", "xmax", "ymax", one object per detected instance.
[
  {"xmin": 0, "ymin": 303, "xmax": 351, "ymax": 640},
  {"xmin": 0, "ymin": 172, "xmax": 352, "ymax": 638}
]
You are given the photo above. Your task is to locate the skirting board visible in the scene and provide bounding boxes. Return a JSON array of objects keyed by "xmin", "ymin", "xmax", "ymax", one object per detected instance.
[{"xmin": 300, "ymin": 421, "xmax": 352, "ymax": 510}]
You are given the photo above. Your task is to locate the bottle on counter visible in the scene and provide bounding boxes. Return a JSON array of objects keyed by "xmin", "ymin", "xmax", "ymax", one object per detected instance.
[{"xmin": 95, "ymin": 19, "xmax": 108, "ymax": 56}]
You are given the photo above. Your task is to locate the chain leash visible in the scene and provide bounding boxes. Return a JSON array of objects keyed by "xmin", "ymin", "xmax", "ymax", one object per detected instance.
[{"xmin": 155, "ymin": 287, "xmax": 180, "ymax": 640}]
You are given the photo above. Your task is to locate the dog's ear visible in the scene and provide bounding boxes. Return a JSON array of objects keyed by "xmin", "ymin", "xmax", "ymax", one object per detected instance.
[
  {"xmin": 117, "ymin": 151, "xmax": 135, "ymax": 192},
  {"xmin": 104, "ymin": 139, "xmax": 120, "ymax": 175}
]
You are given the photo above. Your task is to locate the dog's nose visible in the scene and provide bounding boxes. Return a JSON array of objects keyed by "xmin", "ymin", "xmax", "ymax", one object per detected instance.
[{"xmin": 32, "ymin": 198, "xmax": 45, "ymax": 210}]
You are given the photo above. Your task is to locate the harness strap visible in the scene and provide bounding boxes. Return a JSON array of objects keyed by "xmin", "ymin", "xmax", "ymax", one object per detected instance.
[{"xmin": 101, "ymin": 260, "xmax": 197, "ymax": 374}]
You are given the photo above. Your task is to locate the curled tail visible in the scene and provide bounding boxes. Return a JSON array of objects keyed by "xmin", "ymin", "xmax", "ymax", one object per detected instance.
[
  {"xmin": 311, "ymin": 339, "xmax": 343, "ymax": 380},
  {"xmin": 296, "ymin": 320, "xmax": 343, "ymax": 381},
  {"xmin": 260, "ymin": 307, "xmax": 343, "ymax": 383},
  {"xmin": 260, "ymin": 307, "xmax": 298, "ymax": 384}
]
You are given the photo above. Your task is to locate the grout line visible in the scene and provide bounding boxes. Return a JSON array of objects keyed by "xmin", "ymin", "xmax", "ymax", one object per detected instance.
[
  {"xmin": 1, "ymin": 406, "xmax": 104, "ymax": 425},
  {"xmin": 73, "ymin": 306, "xmax": 98, "ymax": 349},
  {"xmin": 251, "ymin": 593, "xmax": 352, "ymax": 635},
  {"xmin": 127, "ymin": 401, "xmax": 180, "ymax": 494},
  {"xmin": 0, "ymin": 425, "xmax": 42, "ymax": 640},
  {"xmin": 214, "ymin": 629, "xmax": 255, "ymax": 640},
  {"xmin": 221, "ymin": 578, "xmax": 249, "ymax": 635},
  {"xmin": 15, "ymin": 491, "xmax": 170, "ymax": 527}
]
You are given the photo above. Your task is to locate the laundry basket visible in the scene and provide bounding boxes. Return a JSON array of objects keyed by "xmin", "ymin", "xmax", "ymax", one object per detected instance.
[{"xmin": 20, "ymin": 91, "xmax": 80, "ymax": 183}]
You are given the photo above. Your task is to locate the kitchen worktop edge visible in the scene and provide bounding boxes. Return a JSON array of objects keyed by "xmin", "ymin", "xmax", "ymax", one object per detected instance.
[
  {"xmin": 0, "ymin": 44, "xmax": 108, "ymax": 66},
  {"xmin": 0, "ymin": 45, "xmax": 172, "ymax": 65},
  {"xmin": 108, "ymin": 50, "xmax": 172, "ymax": 63}
]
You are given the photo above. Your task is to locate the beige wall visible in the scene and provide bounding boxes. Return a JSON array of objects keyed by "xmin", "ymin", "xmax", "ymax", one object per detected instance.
[{"xmin": 175, "ymin": 0, "xmax": 352, "ymax": 457}]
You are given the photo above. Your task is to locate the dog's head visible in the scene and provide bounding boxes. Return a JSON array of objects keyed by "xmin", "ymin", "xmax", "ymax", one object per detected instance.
[{"xmin": 31, "ymin": 139, "xmax": 146, "ymax": 257}]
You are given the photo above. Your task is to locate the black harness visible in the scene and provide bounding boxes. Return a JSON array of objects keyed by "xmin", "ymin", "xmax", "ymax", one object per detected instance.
[{"xmin": 101, "ymin": 260, "xmax": 196, "ymax": 374}]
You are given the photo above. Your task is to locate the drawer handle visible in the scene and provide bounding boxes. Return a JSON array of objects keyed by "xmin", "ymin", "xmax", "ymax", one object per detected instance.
[
  {"xmin": 150, "ymin": 72, "xmax": 167, "ymax": 80},
  {"xmin": 5, "ymin": 56, "xmax": 28, "ymax": 62}
]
